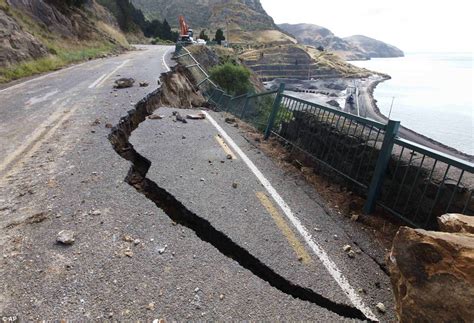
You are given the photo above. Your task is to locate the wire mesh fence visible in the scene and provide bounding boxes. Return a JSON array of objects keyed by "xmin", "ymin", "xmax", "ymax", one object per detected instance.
[{"xmin": 174, "ymin": 44, "xmax": 474, "ymax": 229}]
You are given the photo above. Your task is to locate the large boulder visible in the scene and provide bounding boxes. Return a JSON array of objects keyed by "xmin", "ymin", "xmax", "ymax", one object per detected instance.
[
  {"xmin": 438, "ymin": 213, "xmax": 474, "ymax": 234},
  {"xmin": 388, "ymin": 226, "xmax": 474, "ymax": 322}
]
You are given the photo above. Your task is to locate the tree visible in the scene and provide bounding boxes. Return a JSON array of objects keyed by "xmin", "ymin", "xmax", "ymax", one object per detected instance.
[
  {"xmin": 199, "ymin": 29, "xmax": 209, "ymax": 41},
  {"xmin": 214, "ymin": 29, "xmax": 226, "ymax": 45},
  {"xmin": 209, "ymin": 62, "xmax": 251, "ymax": 95},
  {"xmin": 161, "ymin": 19, "xmax": 173, "ymax": 41}
]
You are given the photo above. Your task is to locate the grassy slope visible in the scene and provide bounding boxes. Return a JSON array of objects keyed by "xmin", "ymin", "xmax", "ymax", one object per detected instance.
[{"xmin": 0, "ymin": 1, "xmax": 129, "ymax": 84}]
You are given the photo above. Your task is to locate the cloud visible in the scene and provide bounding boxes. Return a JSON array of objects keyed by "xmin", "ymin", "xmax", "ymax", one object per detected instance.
[{"xmin": 261, "ymin": 0, "xmax": 474, "ymax": 52}]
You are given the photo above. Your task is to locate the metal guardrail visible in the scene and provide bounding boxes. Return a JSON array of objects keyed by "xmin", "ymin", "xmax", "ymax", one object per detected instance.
[{"xmin": 174, "ymin": 45, "xmax": 474, "ymax": 229}]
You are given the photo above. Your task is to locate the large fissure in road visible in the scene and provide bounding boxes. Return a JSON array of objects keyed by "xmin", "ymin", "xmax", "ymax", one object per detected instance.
[{"xmin": 107, "ymin": 67, "xmax": 370, "ymax": 321}]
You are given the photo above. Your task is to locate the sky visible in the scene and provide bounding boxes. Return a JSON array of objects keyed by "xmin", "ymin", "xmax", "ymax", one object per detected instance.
[{"xmin": 260, "ymin": 0, "xmax": 474, "ymax": 52}]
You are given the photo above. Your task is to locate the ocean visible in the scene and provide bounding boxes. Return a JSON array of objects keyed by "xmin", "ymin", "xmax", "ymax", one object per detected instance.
[{"xmin": 350, "ymin": 52, "xmax": 473, "ymax": 156}]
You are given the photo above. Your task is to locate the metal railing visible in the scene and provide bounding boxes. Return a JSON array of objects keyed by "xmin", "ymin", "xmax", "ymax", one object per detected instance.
[{"xmin": 174, "ymin": 45, "xmax": 474, "ymax": 229}]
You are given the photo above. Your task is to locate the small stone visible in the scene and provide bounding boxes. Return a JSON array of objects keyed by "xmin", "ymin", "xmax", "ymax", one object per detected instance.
[
  {"xmin": 347, "ymin": 250, "xmax": 356, "ymax": 258},
  {"xmin": 91, "ymin": 210, "xmax": 101, "ymax": 216},
  {"xmin": 182, "ymin": 135, "xmax": 186, "ymax": 139},
  {"xmin": 124, "ymin": 249, "xmax": 133, "ymax": 257},
  {"xmin": 226, "ymin": 154, "xmax": 232, "ymax": 160},
  {"xmin": 343, "ymin": 245, "xmax": 352, "ymax": 252},
  {"xmin": 232, "ymin": 182, "xmax": 238, "ymax": 189},
  {"xmin": 333, "ymin": 234, "xmax": 339, "ymax": 240},
  {"xmin": 108, "ymin": 312, "xmax": 113, "ymax": 318},
  {"xmin": 376, "ymin": 302, "xmax": 386, "ymax": 313},
  {"xmin": 194, "ymin": 287, "xmax": 200, "ymax": 293},
  {"xmin": 219, "ymin": 294, "xmax": 224, "ymax": 300},
  {"xmin": 200, "ymin": 178, "xmax": 205, "ymax": 182},
  {"xmin": 314, "ymin": 227, "xmax": 321, "ymax": 232},
  {"xmin": 123, "ymin": 235, "xmax": 133, "ymax": 242},
  {"xmin": 57, "ymin": 230, "xmax": 75, "ymax": 245},
  {"xmin": 158, "ymin": 245, "xmax": 167, "ymax": 254},
  {"xmin": 298, "ymin": 256, "xmax": 303, "ymax": 262},
  {"xmin": 133, "ymin": 239, "xmax": 141, "ymax": 245},
  {"xmin": 105, "ymin": 123, "xmax": 113, "ymax": 128},
  {"xmin": 139, "ymin": 81, "xmax": 149, "ymax": 87},
  {"xmin": 351, "ymin": 213, "xmax": 360, "ymax": 222},
  {"xmin": 358, "ymin": 288, "xmax": 367, "ymax": 294},
  {"xmin": 147, "ymin": 302, "xmax": 155, "ymax": 310}
]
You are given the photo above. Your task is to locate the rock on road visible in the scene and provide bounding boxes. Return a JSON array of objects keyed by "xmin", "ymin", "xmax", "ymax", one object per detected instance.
[{"xmin": 0, "ymin": 45, "xmax": 395, "ymax": 321}]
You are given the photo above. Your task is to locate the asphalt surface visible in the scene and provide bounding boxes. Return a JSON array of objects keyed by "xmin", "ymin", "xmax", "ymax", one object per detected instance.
[{"xmin": 1, "ymin": 45, "xmax": 394, "ymax": 321}]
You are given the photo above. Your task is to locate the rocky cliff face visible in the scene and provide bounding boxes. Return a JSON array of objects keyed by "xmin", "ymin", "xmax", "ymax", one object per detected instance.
[
  {"xmin": 131, "ymin": 0, "xmax": 276, "ymax": 30},
  {"xmin": 279, "ymin": 23, "xmax": 404, "ymax": 60},
  {"xmin": 0, "ymin": 9, "xmax": 48, "ymax": 67},
  {"xmin": 343, "ymin": 35, "xmax": 404, "ymax": 58},
  {"xmin": 0, "ymin": 0, "xmax": 127, "ymax": 69}
]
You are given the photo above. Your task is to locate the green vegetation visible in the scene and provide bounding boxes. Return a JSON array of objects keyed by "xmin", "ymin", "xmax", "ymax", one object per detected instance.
[
  {"xmin": 198, "ymin": 30, "xmax": 210, "ymax": 41},
  {"xmin": 209, "ymin": 62, "xmax": 251, "ymax": 95},
  {"xmin": 97, "ymin": 0, "xmax": 178, "ymax": 40},
  {"xmin": 214, "ymin": 29, "xmax": 226, "ymax": 45},
  {"xmin": 0, "ymin": 44, "xmax": 114, "ymax": 83}
]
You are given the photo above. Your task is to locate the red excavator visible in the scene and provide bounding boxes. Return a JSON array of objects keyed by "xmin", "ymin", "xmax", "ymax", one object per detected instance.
[{"xmin": 178, "ymin": 15, "xmax": 194, "ymax": 46}]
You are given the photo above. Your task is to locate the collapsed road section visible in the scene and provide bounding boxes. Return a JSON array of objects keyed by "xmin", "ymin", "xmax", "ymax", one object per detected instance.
[{"xmin": 108, "ymin": 65, "xmax": 382, "ymax": 321}]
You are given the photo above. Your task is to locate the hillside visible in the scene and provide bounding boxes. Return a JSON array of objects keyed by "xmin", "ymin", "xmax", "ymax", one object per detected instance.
[
  {"xmin": 278, "ymin": 23, "xmax": 368, "ymax": 60},
  {"xmin": 279, "ymin": 23, "xmax": 404, "ymax": 60},
  {"xmin": 0, "ymin": 0, "xmax": 130, "ymax": 83},
  {"xmin": 130, "ymin": 0, "xmax": 295, "ymax": 45},
  {"xmin": 343, "ymin": 35, "xmax": 404, "ymax": 58},
  {"xmin": 239, "ymin": 44, "xmax": 372, "ymax": 81}
]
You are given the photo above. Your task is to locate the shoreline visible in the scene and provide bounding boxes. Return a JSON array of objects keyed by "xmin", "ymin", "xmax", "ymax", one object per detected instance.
[{"xmin": 363, "ymin": 75, "xmax": 474, "ymax": 162}]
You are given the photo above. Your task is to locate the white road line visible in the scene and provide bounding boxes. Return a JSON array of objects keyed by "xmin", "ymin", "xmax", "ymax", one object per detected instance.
[
  {"xmin": 162, "ymin": 48, "xmax": 172, "ymax": 72},
  {"xmin": 203, "ymin": 111, "xmax": 378, "ymax": 321},
  {"xmin": 95, "ymin": 59, "xmax": 130, "ymax": 88},
  {"xmin": 88, "ymin": 73, "xmax": 107, "ymax": 89}
]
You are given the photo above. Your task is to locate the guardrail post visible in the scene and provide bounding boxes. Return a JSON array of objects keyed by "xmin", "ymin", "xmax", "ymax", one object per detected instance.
[
  {"xmin": 363, "ymin": 120, "xmax": 400, "ymax": 214},
  {"xmin": 240, "ymin": 94, "xmax": 251, "ymax": 119},
  {"xmin": 264, "ymin": 83, "xmax": 285, "ymax": 140}
]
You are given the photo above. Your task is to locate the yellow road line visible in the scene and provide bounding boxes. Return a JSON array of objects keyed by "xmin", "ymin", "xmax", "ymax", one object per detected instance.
[
  {"xmin": 256, "ymin": 191, "xmax": 312, "ymax": 264},
  {"xmin": 214, "ymin": 135, "xmax": 237, "ymax": 160}
]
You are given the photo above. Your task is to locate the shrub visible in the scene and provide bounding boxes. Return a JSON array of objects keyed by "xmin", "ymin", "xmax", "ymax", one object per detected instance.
[{"xmin": 209, "ymin": 62, "xmax": 251, "ymax": 96}]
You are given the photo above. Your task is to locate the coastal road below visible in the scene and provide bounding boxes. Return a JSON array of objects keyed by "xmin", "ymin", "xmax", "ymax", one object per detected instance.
[{"xmin": 1, "ymin": 45, "xmax": 394, "ymax": 320}]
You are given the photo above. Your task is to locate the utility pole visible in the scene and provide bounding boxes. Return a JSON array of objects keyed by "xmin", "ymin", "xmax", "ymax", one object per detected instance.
[{"xmin": 388, "ymin": 96, "xmax": 396, "ymax": 119}]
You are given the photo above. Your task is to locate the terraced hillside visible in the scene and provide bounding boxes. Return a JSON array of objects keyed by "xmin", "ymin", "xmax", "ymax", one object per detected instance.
[{"xmin": 239, "ymin": 45, "xmax": 371, "ymax": 81}]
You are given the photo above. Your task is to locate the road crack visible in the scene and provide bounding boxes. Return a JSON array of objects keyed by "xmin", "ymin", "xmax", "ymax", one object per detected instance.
[{"xmin": 108, "ymin": 70, "xmax": 371, "ymax": 321}]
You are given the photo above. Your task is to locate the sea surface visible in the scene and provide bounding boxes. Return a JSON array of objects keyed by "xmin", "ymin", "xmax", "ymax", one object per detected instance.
[{"xmin": 351, "ymin": 52, "xmax": 473, "ymax": 155}]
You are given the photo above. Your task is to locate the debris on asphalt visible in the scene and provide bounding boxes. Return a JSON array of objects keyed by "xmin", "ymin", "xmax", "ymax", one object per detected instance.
[
  {"xmin": 182, "ymin": 135, "xmax": 186, "ymax": 139},
  {"xmin": 343, "ymin": 245, "xmax": 352, "ymax": 252},
  {"xmin": 57, "ymin": 230, "xmax": 75, "ymax": 245},
  {"xmin": 173, "ymin": 111, "xmax": 187, "ymax": 123},
  {"xmin": 376, "ymin": 302, "xmax": 386, "ymax": 313},
  {"xmin": 147, "ymin": 302, "xmax": 155, "ymax": 310},
  {"xmin": 232, "ymin": 182, "xmax": 238, "ymax": 189},
  {"xmin": 133, "ymin": 239, "xmax": 141, "ymax": 245},
  {"xmin": 105, "ymin": 123, "xmax": 113, "ymax": 128},
  {"xmin": 91, "ymin": 118, "xmax": 101, "ymax": 126},
  {"xmin": 139, "ymin": 81, "xmax": 149, "ymax": 87},
  {"xmin": 186, "ymin": 113, "xmax": 206, "ymax": 120},
  {"xmin": 226, "ymin": 154, "xmax": 233, "ymax": 160},
  {"xmin": 194, "ymin": 287, "xmax": 200, "ymax": 293},
  {"xmin": 351, "ymin": 213, "xmax": 360, "ymax": 222},
  {"xmin": 90, "ymin": 209, "xmax": 101, "ymax": 216},
  {"xmin": 158, "ymin": 245, "xmax": 167, "ymax": 254},
  {"xmin": 148, "ymin": 114, "xmax": 164, "ymax": 120},
  {"xmin": 123, "ymin": 235, "xmax": 133, "ymax": 242},
  {"xmin": 200, "ymin": 178, "xmax": 205, "ymax": 182},
  {"xmin": 314, "ymin": 227, "xmax": 322, "ymax": 232},
  {"xmin": 124, "ymin": 248, "xmax": 133, "ymax": 257},
  {"xmin": 347, "ymin": 250, "xmax": 356, "ymax": 258},
  {"xmin": 225, "ymin": 117, "xmax": 236, "ymax": 124},
  {"xmin": 114, "ymin": 78, "xmax": 135, "ymax": 89}
]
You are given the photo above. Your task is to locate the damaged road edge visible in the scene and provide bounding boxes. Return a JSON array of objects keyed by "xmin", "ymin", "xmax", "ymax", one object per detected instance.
[{"xmin": 107, "ymin": 68, "xmax": 371, "ymax": 321}]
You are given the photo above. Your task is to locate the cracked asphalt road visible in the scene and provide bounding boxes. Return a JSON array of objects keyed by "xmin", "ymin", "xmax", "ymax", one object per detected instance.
[{"xmin": 1, "ymin": 45, "xmax": 395, "ymax": 321}]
